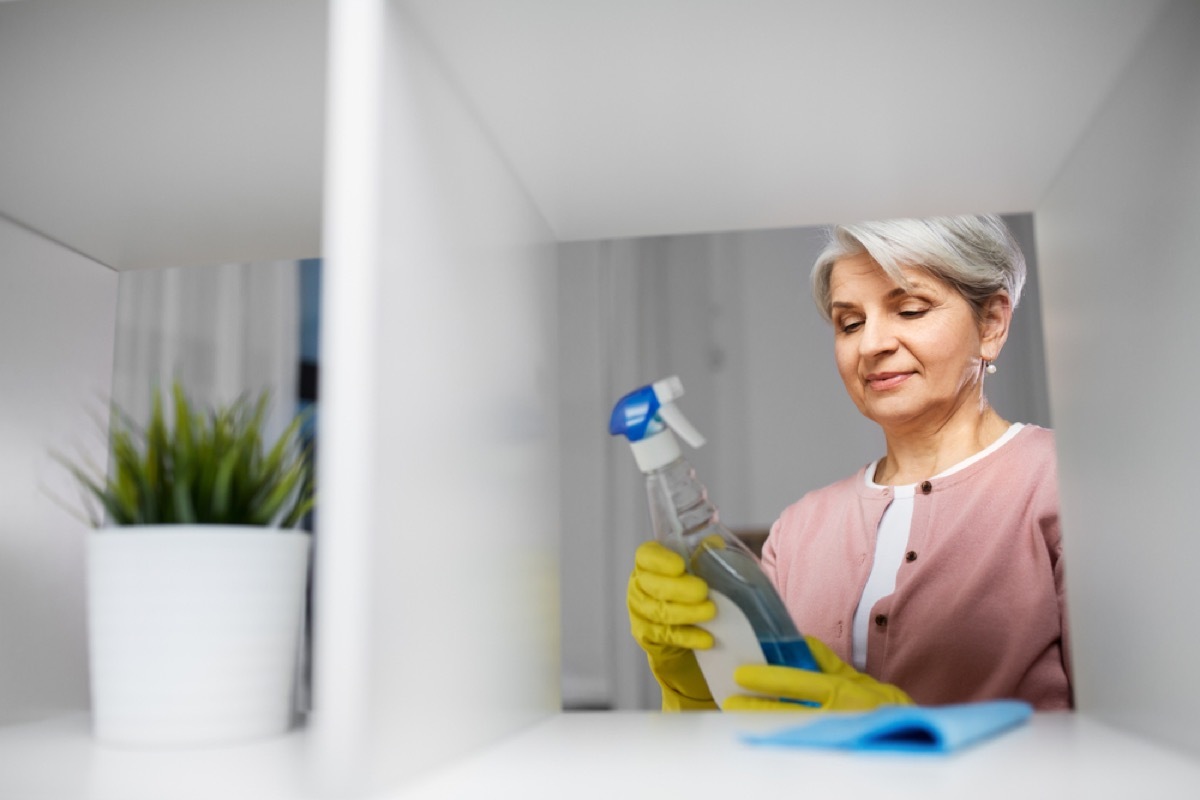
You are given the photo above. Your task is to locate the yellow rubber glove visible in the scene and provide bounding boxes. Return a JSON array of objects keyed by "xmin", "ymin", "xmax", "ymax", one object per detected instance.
[
  {"xmin": 627, "ymin": 540, "xmax": 719, "ymax": 711},
  {"xmin": 725, "ymin": 635, "xmax": 913, "ymax": 711}
]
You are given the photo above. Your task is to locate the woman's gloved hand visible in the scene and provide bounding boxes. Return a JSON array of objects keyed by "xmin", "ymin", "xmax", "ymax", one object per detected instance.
[
  {"xmin": 725, "ymin": 635, "xmax": 913, "ymax": 711},
  {"xmin": 627, "ymin": 540, "xmax": 719, "ymax": 711}
]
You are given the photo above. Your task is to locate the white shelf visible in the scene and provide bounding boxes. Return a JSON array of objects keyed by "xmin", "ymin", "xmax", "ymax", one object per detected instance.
[
  {"xmin": 403, "ymin": 712, "xmax": 1200, "ymax": 799},
  {"xmin": 0, "ymin": 715, "xmax": 311, "ymax": 800},
  {"xmin": 4, "ymin": 712, "xmax": 1200, "ymax": 799}
]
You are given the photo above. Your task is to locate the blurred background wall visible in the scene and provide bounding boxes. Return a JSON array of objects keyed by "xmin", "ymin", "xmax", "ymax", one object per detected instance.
[{"xmin": 111, "ymin": 260, "xmax": 303, "ymax": 444}]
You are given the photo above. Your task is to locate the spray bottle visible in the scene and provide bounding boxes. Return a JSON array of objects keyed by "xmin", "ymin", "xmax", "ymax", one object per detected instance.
[{"xmin": 610, "ymin": 376, "xmax": 819, "ymax": 706}]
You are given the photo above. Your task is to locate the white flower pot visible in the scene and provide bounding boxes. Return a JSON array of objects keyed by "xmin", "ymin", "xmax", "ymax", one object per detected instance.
[{"xmin": 87, "ymin": 526, "xmax": 311, "ymax": 747}]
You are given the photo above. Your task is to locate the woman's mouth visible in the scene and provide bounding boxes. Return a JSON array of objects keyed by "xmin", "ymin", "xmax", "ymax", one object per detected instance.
[{"xmin": 865, "ymin": 372, "xmax": 912, "ymax": 391}]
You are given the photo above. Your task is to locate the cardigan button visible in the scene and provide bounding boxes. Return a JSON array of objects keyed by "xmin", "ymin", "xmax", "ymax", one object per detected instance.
[
  {"xmin": 920, "ymin": 480, "xmax": 933, "ymax": 494},
  {"xmin": 874, "ymin": 614, "xmax": 888, "ymax": 628},
  {"xmin": 906, "ymin": 551, "xmax": 917, "ymax": 563}
]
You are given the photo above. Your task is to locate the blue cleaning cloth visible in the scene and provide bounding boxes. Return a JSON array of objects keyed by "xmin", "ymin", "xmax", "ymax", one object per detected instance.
[{"xmin": 741, "ymin": 700, "xmax": 1033, "ymax": 754}]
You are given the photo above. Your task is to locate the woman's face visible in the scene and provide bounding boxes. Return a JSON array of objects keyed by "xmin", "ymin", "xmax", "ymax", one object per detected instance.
[{"xmin": 828, "ymin": 253, "xmax": 1004, "ymax": 435}]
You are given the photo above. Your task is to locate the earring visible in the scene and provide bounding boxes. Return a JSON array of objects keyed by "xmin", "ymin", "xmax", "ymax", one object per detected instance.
[{"xmin": 984, "ymin": 360, "xmax": 997, "ymax": 375}]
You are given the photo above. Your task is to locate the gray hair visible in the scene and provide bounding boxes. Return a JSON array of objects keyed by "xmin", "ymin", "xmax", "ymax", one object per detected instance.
[{"xmin": 811, "ymin": 215, "xmax": 1027, "ymax": 323}]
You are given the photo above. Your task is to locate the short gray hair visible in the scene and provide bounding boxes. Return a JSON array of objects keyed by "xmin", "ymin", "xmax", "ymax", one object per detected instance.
[{"xmin": 811, "ymin": 215, "xmax": 1027, "ymax": 323}]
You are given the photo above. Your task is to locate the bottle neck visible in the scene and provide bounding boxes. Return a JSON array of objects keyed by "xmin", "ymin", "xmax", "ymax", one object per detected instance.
[{"xmin": 653, "ymin": 457, "xmax": 719, "ymax": 537}]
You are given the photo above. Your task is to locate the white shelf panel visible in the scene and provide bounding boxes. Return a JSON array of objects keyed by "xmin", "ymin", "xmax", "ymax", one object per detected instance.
[
  {"xmin": 0, "ymin": 715, "xmax": 312, "ymax": 800},
  {"xmin": 403, "ymin": 711, "xmax": 1200, "ymax": 799},
  {"xmin": 4, "ymin": 712, "xmax": 1200, "ymax": 799}
]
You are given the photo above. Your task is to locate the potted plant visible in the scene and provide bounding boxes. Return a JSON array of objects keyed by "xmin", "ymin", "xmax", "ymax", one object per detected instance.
[{"xmin": 59, "ymin": 383, "xmax": 314, "ymax": 747}]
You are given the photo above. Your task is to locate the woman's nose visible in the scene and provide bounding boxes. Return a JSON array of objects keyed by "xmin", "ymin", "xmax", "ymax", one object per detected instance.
[{"xmin": 859, "ymin": 318, "xmax": 899, "ymax": 356}]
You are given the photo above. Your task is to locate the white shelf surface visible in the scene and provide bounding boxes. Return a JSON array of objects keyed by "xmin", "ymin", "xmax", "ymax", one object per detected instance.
[{"xmin": 4, "ymin": 711, "xmax": 1200, "ymax": 799}]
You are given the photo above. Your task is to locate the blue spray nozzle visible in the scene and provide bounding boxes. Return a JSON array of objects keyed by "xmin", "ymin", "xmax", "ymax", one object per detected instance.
[
  {"xmin": 608, "ymin": 376, "xmax": 706, "ymax": 449},
  {"xmin": 608, "ymin": 384, "xmax": 664, "ymax": 442}
]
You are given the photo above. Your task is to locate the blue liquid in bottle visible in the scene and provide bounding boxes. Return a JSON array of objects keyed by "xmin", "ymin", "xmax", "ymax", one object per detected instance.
[
  {"xmin": 760, "ymin": 638, "xmax": 821, "ymax": 671},
  {"xmin": 689, "ymin": 536, "xmax": 820, "ymax": 671}
]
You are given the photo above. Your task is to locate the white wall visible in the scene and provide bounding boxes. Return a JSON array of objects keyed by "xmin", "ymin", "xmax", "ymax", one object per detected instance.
[
  {"xmin": 559, "ymin": 215, "xmax": 1050, "ymax": 710},
  {"xmin": 313, "ymin": 1, "xmax": 559, "ymax": 792},
  {"xmin": 1036, "ymin": 0, "xmax": 1200, "ymax": 757},
  {"xmin": 0, "ymin": 216, "xmax": 117, "ymax": 723}
]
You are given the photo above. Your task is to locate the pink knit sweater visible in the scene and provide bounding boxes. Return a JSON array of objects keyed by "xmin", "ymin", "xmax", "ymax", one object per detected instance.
[{"xmin": 761, "ymin": 425, "xmax": 1072, "ymax": 709}]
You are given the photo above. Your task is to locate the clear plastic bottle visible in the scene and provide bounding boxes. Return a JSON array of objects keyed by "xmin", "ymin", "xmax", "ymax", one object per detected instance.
[{"xmin": 611, "ymin": 376, "xmax": 819, "ymax": 701}]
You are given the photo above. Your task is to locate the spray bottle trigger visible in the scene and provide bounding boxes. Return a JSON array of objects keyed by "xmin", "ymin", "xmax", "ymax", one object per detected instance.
[{"xmin": 657, "ymin": 403, "xmax": 706, "ymax": 449}]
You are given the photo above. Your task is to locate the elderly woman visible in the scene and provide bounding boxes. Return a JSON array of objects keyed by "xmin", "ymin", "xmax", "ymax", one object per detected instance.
[{"xmin": 627, "ymin": 215, "xmax": 1071, "ymax": 712}]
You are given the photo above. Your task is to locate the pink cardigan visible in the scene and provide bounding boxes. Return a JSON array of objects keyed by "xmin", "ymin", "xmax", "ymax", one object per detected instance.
[{"xmin": 761, "ymin": 425, "xmax": 1072, "ymax": 709}]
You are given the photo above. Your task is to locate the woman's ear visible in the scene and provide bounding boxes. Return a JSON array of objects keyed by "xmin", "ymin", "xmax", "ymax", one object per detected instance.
[{"xmin": 979, "ymin": 293, "xmax": 1013, "ymax": 362}]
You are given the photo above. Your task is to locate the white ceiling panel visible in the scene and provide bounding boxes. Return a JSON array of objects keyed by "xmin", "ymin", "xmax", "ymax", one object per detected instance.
[
  {"xmin": 0, "ymin": 0, "xmax": 326, "ymax": 270},
  {"xmin": 403, "ymin": 0, "xmax": 1167, "ymax": 240}
]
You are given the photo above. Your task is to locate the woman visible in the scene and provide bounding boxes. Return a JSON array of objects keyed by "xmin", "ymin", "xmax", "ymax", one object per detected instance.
[{"xmin": 627, "ymin": 215, "xmax": 1071, "ymax": 712}]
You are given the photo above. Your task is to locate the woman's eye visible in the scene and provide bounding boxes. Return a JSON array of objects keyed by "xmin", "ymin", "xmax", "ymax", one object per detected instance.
[
  {"xmin": 840, "ymin": 320, "xmax": 863, "ymax": 334},
  {"xmin": 899, "ymin": 308, "xmax": 928, "ymax": 319}
]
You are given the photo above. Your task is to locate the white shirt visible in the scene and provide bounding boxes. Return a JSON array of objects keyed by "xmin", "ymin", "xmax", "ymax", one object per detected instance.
[{"xmin": 850, "ymin": 423, "xmax": 1025, "ymax": 670}]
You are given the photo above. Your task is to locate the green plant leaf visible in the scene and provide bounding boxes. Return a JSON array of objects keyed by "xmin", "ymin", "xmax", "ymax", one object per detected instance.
[
  {"xmin": 281, "ymin": 458, "xmax": 316, "ymax": 529},
  {"xmin": 172, "ymin": 471, "xmax": 196, "ymax": 525},
  {"xmin": 210, "ymin": 444, "xmax": 240, "ymax": 522},
  {"xmin": 58, "ymin": 384, "xmax": 316, "ymax": 529}
]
